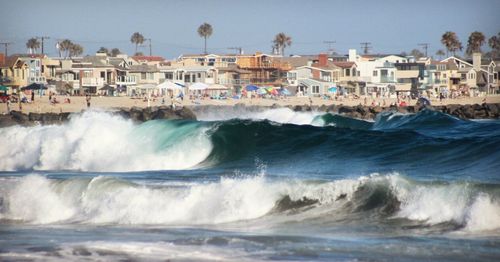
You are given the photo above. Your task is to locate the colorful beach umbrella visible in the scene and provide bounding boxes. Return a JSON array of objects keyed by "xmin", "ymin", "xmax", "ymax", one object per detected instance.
[
  {"xmin": 328, "ymin": 87, "xmax": 337, "ymax": 93},
  {"xmin": 280, "ymin": 88, "xmax": 291, "ymax": 96},
  {"xmin": 257, "ymin": 88, "xmax": 267, "ymax": 95},
  {"xmin": 245, "ymin": 85, "xmax": 259, "ymax": 91}
]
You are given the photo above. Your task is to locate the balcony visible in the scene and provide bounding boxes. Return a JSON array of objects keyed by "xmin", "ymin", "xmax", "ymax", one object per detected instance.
[
  {"xmin": 82, "ymin": 77, "xmax": 104, "ymax": 87},
  {"xmin": 380, "ymin": 76, "xmax": 396, "ymax": 83},
  {"xmin": 28, "ymin": 76, "xmax": 47, "ymax": 84},
  {"xmin": 116, "ymin": 75, "xmax": 136, "ymax": 85},
  {"xmin": 395, "ymin": 70, "xmax": 419, "ymax": 79}
]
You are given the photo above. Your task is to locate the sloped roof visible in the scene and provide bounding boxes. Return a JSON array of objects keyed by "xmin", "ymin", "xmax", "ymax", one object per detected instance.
[
  {"xmin": 333, "ymin": 61, "xmax": 355, "ymax": 68},
  {"xmin": 0, "ymin": 55, "xmax": 23, "ymax": 68},
  {"xmin": 132, "ymin": 56, "xmax": 165, "ymax": 62},
  {"xmin": 129, "ymin": 64, "xmax": 158, "ymax": 72}
]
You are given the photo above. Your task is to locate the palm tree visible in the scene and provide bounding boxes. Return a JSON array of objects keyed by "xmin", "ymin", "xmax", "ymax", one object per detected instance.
[
  {"xmin": 130, "ymin": 32, "xmax": 145, "ymax": 54},
  {"xmin": 26, "ymin": 38, "xmax": 40, "ymax": 54},
  {"xmin": 441, "ymin": 31, "xmax": 462, "ymax": 56},
  {"xmin": 69, "ymin": 44, "xmax": 83, "ymax": 57},
  {"xmin": 97, "ymin": 47, "xmax": 110, "ymax": 55},
  {"xmin": 273, "ymin": 33, "xmax": 292, "ymax": 56},
  {"xmin": 59, "ymin": 39, "xmax": 74, "ymax": 58},
  {"xmin": 435, "ymin": 49, "xmax": 445, "ymax": 60},
  {"xmin": 197, "ymin": 23, "xmax": 213, "ymax": 54},
  {"xmin": 410, "ymin": 49, "xmax": 424, "ymax": 59},
  {"xmin": 111, "ymin": 48, "xmax": 121, "ymax": 57},
  {"xmin": 488, "ymin": 33, "xmax": 500, "ymax": 51},
  {"xmin": 466, "ymin": 31, "xmax": 486, "ymax": 56}
]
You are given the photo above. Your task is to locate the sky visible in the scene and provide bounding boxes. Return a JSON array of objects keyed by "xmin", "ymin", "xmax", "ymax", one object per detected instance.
[{"xmin": 0, "ymin": 0, "xmax": 499, "ymax": 59}]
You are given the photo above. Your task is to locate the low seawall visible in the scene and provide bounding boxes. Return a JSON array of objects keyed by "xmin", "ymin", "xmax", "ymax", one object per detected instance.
[{"xmin": 0, "ymin": 103, "xmax": 498, "ymax": 128}]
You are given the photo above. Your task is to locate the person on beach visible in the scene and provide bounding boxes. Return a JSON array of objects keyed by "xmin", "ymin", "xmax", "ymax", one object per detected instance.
[
  {"xmin": 6, "ymin": 98, "xmax": 11, "ymax": 113},
  {"xmin": 86, "ymin": 94, "xmax": 91, "ymax": 108},
  {"xmin": 31, "ymin": 91, "xmax": 35, "ymax": 103}
]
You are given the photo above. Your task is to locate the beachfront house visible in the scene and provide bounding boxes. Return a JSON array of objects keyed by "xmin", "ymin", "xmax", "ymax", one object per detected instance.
[
  {"xmin": 394, "ymin": 62, "xmax": 425, "ymax": 98},
  {"xmin": 0, "ymin": 54, "xmax": 29, "ymax": 91},
  {"xmin": 236, "ymin": 52, "xmax": 292, "ymax": 87},
  {"xmin": 349, "ymin": 49, "xmax": 404, "ymax": 97},
  {"xmin": 441, "ymin": 53, "xmax": 496, "ymax": 96}
]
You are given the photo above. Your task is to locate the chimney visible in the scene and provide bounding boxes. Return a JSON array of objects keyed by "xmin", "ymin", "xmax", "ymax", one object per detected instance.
[
  {"xmin": 318, "ymin": 53, "xmax": 328, "ymax": 66},
  {"xmin": 473, "ymin": 52, "xmax": 481, "ymax": 70},
  {"xmin": 348, "ymin": 49, "xmax": 357, "ymax": 62}
]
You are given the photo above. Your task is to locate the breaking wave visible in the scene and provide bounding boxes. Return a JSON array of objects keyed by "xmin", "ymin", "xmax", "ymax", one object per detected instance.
[{"xmin": 1, "ymin": 174, "xmax": 499, "ymax": 233}]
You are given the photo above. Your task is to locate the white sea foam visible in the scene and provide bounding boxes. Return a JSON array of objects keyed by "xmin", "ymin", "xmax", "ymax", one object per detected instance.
[
  {"xmin": 197, "ymin": 107, "xmax": 323, "ymax": 126},
  {"xmin": 0, "ymin": 111, "xmax": 212, "ymax": 172},
  {"xmin": 1, "ymin": 173, "xmax": 499, "ymax": 233}
]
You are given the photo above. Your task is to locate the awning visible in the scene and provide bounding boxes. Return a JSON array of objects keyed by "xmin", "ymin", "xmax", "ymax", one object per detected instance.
[
  {"xmin": 245, "ymin": 85, "xmax": 259, "ymax": 91},
  {"xmin": 99, "ymin": 84, "xmax": 115, "ymax": 91},
  {"xmin": 189, "ymin": 82, "xmax": 209, "ymax": 90},
  {"xmin": 207, "ymin": 84, "xmax": 229, "ymax": 90},
  {"xmin": 0, "ymin": 85, "xmax": 8, "ymax": 91}
]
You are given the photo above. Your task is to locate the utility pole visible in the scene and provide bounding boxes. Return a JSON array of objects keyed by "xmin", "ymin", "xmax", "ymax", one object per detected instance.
[
  {"xmin": 323, "ymin": 40, "xmax": 336, "ymax": 54},
  {"xmin": 360, "ymin": 42, "xmax": 372, "ymax": 54},
  {"xmin": 0, "ymin": 42, "xmax": 12, "ymax": 57},
  {"xmin": 228, "ymin": 47, "xmax": 243, "ymax": 55},
  {"xmin": 418, "ymin": 43, "xmax": 429, "ymax": 57},
  {"xmin": 36, "ymin": 36, "xmax": 50, "ymax": 54},
  {"xmin": 145, "ymin": 38, "xmax": 152, "ymax": 56}
]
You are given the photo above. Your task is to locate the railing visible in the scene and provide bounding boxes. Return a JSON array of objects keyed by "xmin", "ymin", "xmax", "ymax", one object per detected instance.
[
  {"xmin": 28, "ymin": 76, "xmax": 46, "ymax": 84},
  {"xmin": 81, "ymin": 77, "xmax": 104, "ymax": 87},
  {"xmin": 116, "ymin": 75, "xmax": 136, "ymax": 84},
  {"xmin": 380, "ymin": 76, "xmax": 395, "ymax": 83}
]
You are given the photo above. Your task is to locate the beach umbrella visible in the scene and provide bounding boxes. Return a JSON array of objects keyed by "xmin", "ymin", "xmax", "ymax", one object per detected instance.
[
  {"xmin": 257, "ymin": 88, "xmax": 267, "ymax": 95},
  {"xmin": 207, "ymin": 84, "xmax": 229, "ymax": 90},
  {"xmin": 279, "ymin": 88, "xmax": 291, "ymax": 96},
  {"xmin": 21, "ymin": 83, "xmax": 47, "ymax": 90},
  {"xmin": 245, "ymin": 85, "xmax": 259, "ymax": 91},
  {"xmin": 189, "ymin": 82, "xmax": 209, "ymax": 90},
  {"xmin": 328, "ymin": 87, "xmax": 337, "ymax": 93},
  {"xmin": 157, "ymin": 81, "xmax": 183, "ymax": 90},
  {"xmin": 0, "ymin": 85, "xmax": 8, "ymax": 92}
]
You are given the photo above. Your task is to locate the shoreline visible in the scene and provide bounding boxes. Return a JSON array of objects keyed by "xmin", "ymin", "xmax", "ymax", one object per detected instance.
[{"xmin": 1, "ymin": 101, "xmax": 498, "ymax": 128}]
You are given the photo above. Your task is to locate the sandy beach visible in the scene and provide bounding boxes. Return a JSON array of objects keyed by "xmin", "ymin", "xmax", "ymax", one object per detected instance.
[{"xmin": 2, "ymin": 94, "xmax": 500, "ymax": 114}]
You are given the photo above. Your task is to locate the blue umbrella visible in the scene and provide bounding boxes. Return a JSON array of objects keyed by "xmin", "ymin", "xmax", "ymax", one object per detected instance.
[
  {"xmin": 328, "ymin": 87, "xmax": 337, "ymax": 93},
  {"xmin": 280, "ymin": 88, "xmax": 291, "ymax": 96},
  {"xmin": 245, "ymin": 85, "xmax": 259, "ymax": 91}
]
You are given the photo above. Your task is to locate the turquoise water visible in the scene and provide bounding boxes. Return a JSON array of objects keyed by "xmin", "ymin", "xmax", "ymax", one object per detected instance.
[{"xmin": 0, "ymin": 109, "xmax": 499, "ymax": 261}]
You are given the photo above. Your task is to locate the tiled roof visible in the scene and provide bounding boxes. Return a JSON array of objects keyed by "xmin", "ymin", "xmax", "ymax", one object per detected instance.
[
  {"xmin": 132, "ymin": 56, "xmax": 165, "ymax": 62},
  {"xmin": 0, "ymin": 55, "xmax": 21, "ymax": 68},
  {"xmin": 333, "ymin": 61, "xmax": 355, "ymax": 68}
]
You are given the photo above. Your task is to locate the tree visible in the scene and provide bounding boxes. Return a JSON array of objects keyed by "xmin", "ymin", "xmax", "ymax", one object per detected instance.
[
  {"xmin": 197, "ymin": 23, "xmax": 213, "ymax": 54},
  {"xmin": 69, "ymin": 44, "xmax": 83, "ymax": 57},
  {"xmin": 59, "ymin": 39, "xmax": 74, "ymax": 58},
  {"xmin": 134, "ymin": 52, "xmax": 144, "ymax": 56},
  {"xmin": 466, "ymin": 31, "xmax": 486, "ymax": 56},
  {"xmin": 130, "ymin": 32, "xmax": 145, "ymax": 54},
  {"xmin": 436, "ymin": 49, "xmax": 445, "ymax": 59},
  {"xmin": 26, "ymin": 38, "xmax": 40, "ymax": 54},
  {"xmin": 97, "ymin": 47, "xmax": 110, "ymax": 55},
  {"xmin": 111, "ymin": 48, "xmax": 121, "ymax": 57},
  {"xmin": 441, "ymin": 31, "xmax": 463, "ymax": 56},
  {"xmin": 273, "ymin": 32, "xmax": 292, "ymax": 56},
  {"xmin": 410, "ymin": 49, "xmax": 424, "ymax": 59}
]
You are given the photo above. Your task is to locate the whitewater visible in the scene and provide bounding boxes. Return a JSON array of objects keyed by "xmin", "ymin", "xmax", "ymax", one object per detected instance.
[{"xmin": 1, "ymin": 108, "xmax": 500, "ymax": 261}]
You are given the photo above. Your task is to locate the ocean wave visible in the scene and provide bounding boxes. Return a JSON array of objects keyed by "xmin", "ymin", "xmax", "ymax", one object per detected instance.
[{"xmin": 1, "ymin": 174, "xmax": 499, "ymax": 233}]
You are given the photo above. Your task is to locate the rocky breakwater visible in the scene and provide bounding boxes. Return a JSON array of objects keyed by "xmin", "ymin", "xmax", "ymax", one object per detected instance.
[
  {"xmin": 324, "ymin": 103, "xmax": 500, "ymax": 120},
  {"xmin": 0, "ymin": 106, "xmax": 197, "ymax": 128}
]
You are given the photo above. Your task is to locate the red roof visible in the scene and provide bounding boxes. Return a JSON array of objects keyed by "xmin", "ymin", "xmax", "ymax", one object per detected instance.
[
  {"xmin": 332, "ymin": 61, "xmax": 355, "ymax": 68},
  {"xmin": 132, "ymin": 56, "xmax": 165, "ymax": 62}
]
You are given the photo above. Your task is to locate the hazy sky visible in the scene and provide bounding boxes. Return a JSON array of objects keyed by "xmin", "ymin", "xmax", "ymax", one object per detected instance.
[{"xmin": 1, "ymin": 0, "xmax": 499, "ymax": 59}]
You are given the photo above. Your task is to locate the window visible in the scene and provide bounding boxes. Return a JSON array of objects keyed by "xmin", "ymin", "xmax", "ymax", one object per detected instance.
[
  {"xmin": 165, "ymin": 72, "xmax": 173, "ymax": 80},
  {"xmin": 345, "ymin": 69, "xmax": 350, "ymax": 76},
  {"xmin": 141, "ymin": 72, "xmax": 146, "ymax": 80},
  {"xmin": 185, "ymin": 74, "xmax": 191, "ymax": 82},
  {"xmin": 312, "ymin": 85, "xmax": 320, "ymax": 94},
  {"xmin": 373, "ymin": 70, "xmax": 378, "ymax": 77},
  {"xmin": 198, "ymin": 73, "xmax": 201, "ymax": 78}
]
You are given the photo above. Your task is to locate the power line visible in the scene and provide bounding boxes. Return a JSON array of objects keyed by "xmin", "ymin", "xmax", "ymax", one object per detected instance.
[
  {"xmin": 228, "ymin": 47, "xmax": 243, "ymax": 55},
  {"xmin": 418, "ymin": 43, "xmax": 429, "ymax": 57},
  {"xmin": 360, "ymin": 42, "xmax": 372, "ymax": 54},
  {"xmin": 36, "ymin": 36, "xmax": 50, "ymax": 54},
  {"xmin": 0, "ymin": 42, "xmax": 12, "ymax": 56},
  {"xmin": 323, "ymin": 40, "xmax": 336, "ymax": 54}
]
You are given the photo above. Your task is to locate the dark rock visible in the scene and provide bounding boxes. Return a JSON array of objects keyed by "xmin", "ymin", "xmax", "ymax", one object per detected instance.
[
  {"xmin": 326, "ymin": 104, "xmax": 337, "ymax": 113},
  {"xmin": 10, "ymin": 111, "xmax": 28, "ymax": 123},
  {"xmin": 0, "ymin": 114, "xmax": 17, "ymax": 127},
  {"xmin": 293, "ymin": 105, "xmax": 303, "ymax": 112},
  {"xmin": 176, "ymin": 107, "xmax": 197, "ymax": 120},
  {"xmin": 369, "ymin": 106, "xmax": 383, "ymax": 114},
  {"xmin": 29, "ymin": 112, "xmax": 43, "ymax": 121},
  {"xmin": 338, "ymin": 106, "xmax": 354, "ymax": 114}
]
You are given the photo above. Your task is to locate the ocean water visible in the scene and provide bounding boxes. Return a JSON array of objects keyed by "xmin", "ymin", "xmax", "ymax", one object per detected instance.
[{"xmin": 0, "ymin": 108, "xmax": 499, "ymax": 261}]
